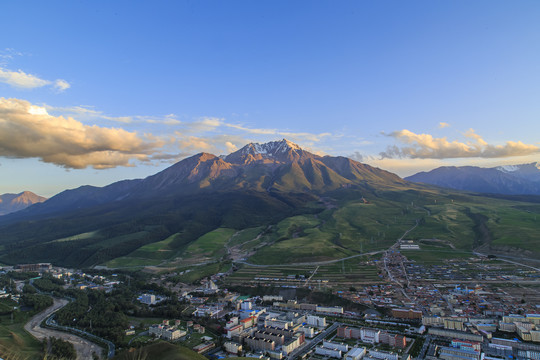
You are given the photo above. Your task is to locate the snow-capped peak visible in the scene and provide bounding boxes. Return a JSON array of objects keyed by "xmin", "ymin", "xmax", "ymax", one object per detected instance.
[
  {"xmin": 497, "ymin": 165, "xmax": 519, "ymax": 173},
  {"xmin": 241, "ymin": 139, "xmax": 301, "ymax": 156},
  {"xmin": 224, "ymin": 139, "xmax": 308, "ymax": 164}
]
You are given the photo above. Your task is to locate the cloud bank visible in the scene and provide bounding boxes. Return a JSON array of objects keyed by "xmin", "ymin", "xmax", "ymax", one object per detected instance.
[
  {"xmin": 0, "ymin": 98, "xmax": 164, "ymax": 169},
  {"xmin": 380, "ymin": 129, "xmax": 539, "ymax": 159}
]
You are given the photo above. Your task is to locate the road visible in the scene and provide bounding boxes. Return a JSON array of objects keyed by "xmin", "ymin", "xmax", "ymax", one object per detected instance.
[
  {"xmin": 25, "ymin": 298, "xmax": 104, "ymax": 360},
  {"xmin": 473, "ymin": 251, "xmax": 540, "ymax": 272}
]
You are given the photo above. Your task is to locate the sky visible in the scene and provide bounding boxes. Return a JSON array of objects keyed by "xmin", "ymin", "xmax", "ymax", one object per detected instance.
[{"xmin": 1, "ymin": 1, "xmax": 539, "ymax": 197}]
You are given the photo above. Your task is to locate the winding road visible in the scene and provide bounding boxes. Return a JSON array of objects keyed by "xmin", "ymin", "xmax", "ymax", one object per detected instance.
[{"xmin": 24, "ymin": 298, "xmax": 104, "ymax": 360}]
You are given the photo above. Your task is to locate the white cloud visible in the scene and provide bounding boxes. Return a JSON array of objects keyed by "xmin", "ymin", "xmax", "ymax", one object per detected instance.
[
  {"xmin": 439, "ymin": 122, "xmax": 450, "ymax": 128},
  {"xmin": 54, "ymin": 79, "xmax": 71, "ymax": 92},
  {"xmin": 0, "ymin": 67, "xmax": 50, "ymax": 89},
  {"xmin": 0, "ymin": 66, "xmax": 70, "ymax": 92},
  {"xmin": 380, "ymin": 128, "xmax": 539, "ymax": 159}
]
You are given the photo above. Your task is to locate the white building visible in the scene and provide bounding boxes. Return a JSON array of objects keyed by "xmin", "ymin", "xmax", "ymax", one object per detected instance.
[
  {"xmin": 240, "ymin": 301, "xmax": 253, "ymax": 310},
  {"xmin": 323, "ymin": 340, "xmax": 349, "ymax": 353},
  {"xmin": 224, "ymin": 341, "xmax": 242, "ymax": 355},
  {"xmin": 316, "ymin": 305, "xmax": 343, "ymax": 314},
  {"xmin": 315, "ymin": 345, "xmax": 342, "ymax": 358},
  {"xmin": 368, "ymin": 349, "xmax": 399, "ymax": 360},
  {"xmin": 345, "ymin": 347, "xmax": 366, "ymax": 360},
  {"xmin": 307, "ymin": 314, "xmax": 326, "ymax": 328},
  {"xmin": 140, "ymin": 293, "xmax": 156, "ymax": 305},
  {"xmin": 298, "ymin": 326, "xmax": 315, "ymax": 338},
  {"xmin": 361, "ymin": 328, "xmax": 380, "ymax": 344},
  {"xmin": 148, "ymin": 324, "xmax": 186, "ymax": 340}
]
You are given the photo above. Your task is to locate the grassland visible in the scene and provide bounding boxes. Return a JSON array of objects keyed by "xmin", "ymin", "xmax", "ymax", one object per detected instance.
[
  {"xmin": 113, "ymin": 341, "xmax": 207, "ymax": 360},
  {"xmin": 0, "ymin": 299, "xmax": 42, "ymax": 360},
  {"xmin": 87, "ymin": 186, "xmax": 540, "ymax": 273},
  {"xmin": 227, "ymin": 226, "xmax": 265, "ymax": 247},
  {"xmin": 181, "ymin": 228, "xmax": 237, "ymax": 261},
  {"xmin": 104, "ymin": 228, "xmax": 237, "ymax": 269},
  {"xmin": 104, "ymin": 233, "xmax": 184, "ymax": 268},
  {"xmin": 174, "ymin": 261, "xmax": 232, "ymax": 284}
]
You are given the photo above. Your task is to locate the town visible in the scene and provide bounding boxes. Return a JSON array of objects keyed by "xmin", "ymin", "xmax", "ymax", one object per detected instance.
[{"xmin": 1, "ymin": 250, "xmax": 539, "ymax": 360}]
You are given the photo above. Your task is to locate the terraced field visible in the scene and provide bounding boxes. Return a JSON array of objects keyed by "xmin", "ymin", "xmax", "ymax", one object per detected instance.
[{"xmin": 226, "ymin": 257, "xmax": 380, "ymax": 289}]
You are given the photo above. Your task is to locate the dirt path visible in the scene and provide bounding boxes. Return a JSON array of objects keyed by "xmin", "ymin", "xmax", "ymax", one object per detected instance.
[{"xmin": 24, "ymin": 298, "xmax": 104, "ymax": 360}]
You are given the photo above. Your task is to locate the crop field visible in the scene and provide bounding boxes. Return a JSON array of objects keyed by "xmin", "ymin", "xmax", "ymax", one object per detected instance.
[
  {"xmin": 226, "ymin": 257, "xmax": 380, "ymax": 289},
  {"xmin": 400, "ymin": 246, "xmax": 475, "ymax": 264}
]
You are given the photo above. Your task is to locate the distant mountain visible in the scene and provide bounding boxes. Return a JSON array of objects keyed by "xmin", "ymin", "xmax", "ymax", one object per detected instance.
[
  {"xmin": 405, "ymin": 162, "xmax": 540, "ymax": 195},
  {"xmin": 0, "ymin": 191, "xmax": 47, "ymax": 215}
]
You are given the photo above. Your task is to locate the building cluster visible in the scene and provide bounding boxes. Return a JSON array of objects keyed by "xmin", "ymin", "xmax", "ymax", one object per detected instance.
[
  {"xmin": 138, "ymin": 293, "xmax": 166, "ymax": 305},
  {"xmin": 424, "ymin": 336, "xmax": 540, "ymax": 360},
  {"xmin": 423, "ymin": 313, "xmax": 540, "ymax": 343},
  {"xmin": 272, "ymin": 299, "xmax": 344, "ymax": 314},
  {"xmin": 421, "ymin": 312, "xmax": 540, "ymax": 359},
  {"xmin": 193, "ymin": 303, "xmax": 225, "ymax": 318},
  {"xmin": 223, "ymin": 308, "xmax": 309, "ymax": 358},
  {"xmin": 148, "ymin": 319, "xmax": 187, "ymax": 341},
  {"xmin": 337, "ymin": 326, "xmax": 407, "ymax": 349}
]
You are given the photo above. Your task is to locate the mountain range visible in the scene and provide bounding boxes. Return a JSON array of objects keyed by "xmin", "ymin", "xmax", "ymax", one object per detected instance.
[
  {"xmin": 0, "ymin": 191, "xmax": 46, "ymax": 216},
  {"xmin": 1, "ymin": 140, "xmax": 538, "ymax": 268},
  {"xmin": 405, "ymin": 162, "xmax": 540, "ymax": 195},
  {"xmin": 3, "ymin": 139, "xmax": 404, "ymax": 221}
]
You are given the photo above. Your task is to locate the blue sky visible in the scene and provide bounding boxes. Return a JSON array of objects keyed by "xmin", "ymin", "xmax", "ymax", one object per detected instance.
[{"xmin": 1, "ymin": 1, "xmax": 539, "ymax": 197}]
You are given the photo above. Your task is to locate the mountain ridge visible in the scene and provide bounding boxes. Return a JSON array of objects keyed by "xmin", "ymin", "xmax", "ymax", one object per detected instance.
[
  {"xmin": 405, "ymin": 162, "xmax": 540, "ymax": 195},
  {"xmin": 4, "ymin": 139, "xmax": 403, "ymax": 222}
]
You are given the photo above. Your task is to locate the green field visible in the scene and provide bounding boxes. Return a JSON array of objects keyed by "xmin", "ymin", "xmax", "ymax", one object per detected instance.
[
  {"xmin": 227, "ymin": 226, "xmax": 265, "ymax": 247},
  {"xmin": 174, "ymin": 261, "xmax": 232, "ymax": 284},
  {"xmin": 113, "ymin": 341, "xmax": 207, "ymax": 360},
  {"xmin": 182, "ymin": 228, "xmax": 237, "ymax": 260},
  {"xmin": 104, "ymin": 233, "xmax": 185, "ymax": 268},
  {"xmin": 0, "ymin": 300, "xmax": 42, "ymax": 360}
]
